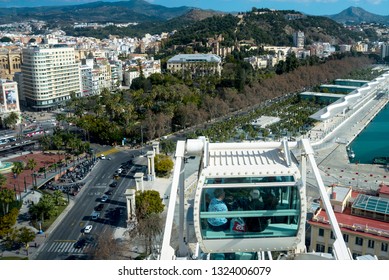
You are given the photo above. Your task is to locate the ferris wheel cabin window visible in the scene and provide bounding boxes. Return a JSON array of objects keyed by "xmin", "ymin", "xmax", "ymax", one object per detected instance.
[{"xmin": 199, "ymin": 177, "xmax": 300, "ymax": 240}]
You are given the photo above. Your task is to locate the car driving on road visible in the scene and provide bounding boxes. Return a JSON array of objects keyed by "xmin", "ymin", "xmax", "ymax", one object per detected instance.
[
  {"xmin": 74, "ymin": 239, "xmax": 86, "ymax": 249},
  {"xmin": 84, "ymin": 225, "xmax": 93, "ymax": 233}
]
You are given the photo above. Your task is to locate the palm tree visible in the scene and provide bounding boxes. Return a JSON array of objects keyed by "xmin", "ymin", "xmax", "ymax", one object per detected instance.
[
  {"xmin": 55, "ymin": 113, "xmax": 67, "ymax": 130},
  {"xmin": 26, "ymin": 158, "xmax": 37, "ymax": 171},
  {"xmin": 11, "ymin": 161, "xmax": 23, "ymax": 179},
  {"xmin": 0, "ymin": 188, "xmax": 16, "ymax": 214},
  {"xmin": 0, "ymin": 173, "xmax": 7, "ymax": 188},
  {"xmin": 11, "ymin": 161, "xmax": 24, "ymax": 197},
  {"xmin": 52, "ymin": 190, "xmax": 63, "ymax": 206}
]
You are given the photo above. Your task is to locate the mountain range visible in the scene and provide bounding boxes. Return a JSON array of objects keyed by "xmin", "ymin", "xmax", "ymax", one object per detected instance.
[
  {"xmin": 0, "ymin": 0, "xmax": 195, "ymax": 24},
  {"xmin": 327, "ymin": 6, "xmax": 389, "ymax": 25},
  {"xmin": 0, "ymin": 1, "xmax": 387, "ymax": 27}
]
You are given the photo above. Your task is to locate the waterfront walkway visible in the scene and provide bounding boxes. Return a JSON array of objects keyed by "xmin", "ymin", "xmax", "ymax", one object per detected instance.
[{"xmin": 304, "ymin": 92, "xmax": 389, "ymax": 193}]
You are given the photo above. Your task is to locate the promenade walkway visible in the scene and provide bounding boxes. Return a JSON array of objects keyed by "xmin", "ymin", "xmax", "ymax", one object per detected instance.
[{"xmin": 303, "ymin": 91, "xmax": 389, "ymax": 192}]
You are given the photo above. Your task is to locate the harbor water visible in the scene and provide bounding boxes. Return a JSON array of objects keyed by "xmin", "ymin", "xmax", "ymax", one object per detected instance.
[{"xmin": 349, "ymin": 104, "xmax": 389, "ymax": 164}]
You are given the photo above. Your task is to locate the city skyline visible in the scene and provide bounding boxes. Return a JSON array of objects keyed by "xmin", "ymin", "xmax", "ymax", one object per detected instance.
[{"xmin": 0, "ymin": 0, "xmax": 388, "ymax": 16}]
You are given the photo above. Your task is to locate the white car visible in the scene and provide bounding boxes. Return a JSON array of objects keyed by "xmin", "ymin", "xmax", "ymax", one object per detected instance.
[
  {"xmin": 84, "ymin": 225, "xmax": 93, "ymax": 233},
  {"xmin": 100, "ymin": 154, "xmax": 106, "ymax": 160}
]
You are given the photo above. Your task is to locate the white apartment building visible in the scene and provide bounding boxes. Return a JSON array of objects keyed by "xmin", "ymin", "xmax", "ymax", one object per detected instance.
[
  {"xmin": 243, "ymin": 56, "xmax": 268, "ymax": 69},
  {"xmin": 110, "ymin": 60, "xmax": 123, "ymax": 88},
  {"xmin": 381, "ymin": 43, "xmax": 389, "ymax": 59},
  {"xmin": 80, "ymin": 64, "xmax": 93, "ymax": 96},
  {"xmin": 94, "ymin": 57, "xmax": 112, "ymax": 93},
  {"xmin": 123, "ymin": 57, "xmax": 161, "ymax": 86},
  {"xmin": 79, "ymin": 55, "xmax": 112, "ymax": 95},
  {"xmin": 21, "ymin": 44, "xmax": 81, "ymax": 111}
]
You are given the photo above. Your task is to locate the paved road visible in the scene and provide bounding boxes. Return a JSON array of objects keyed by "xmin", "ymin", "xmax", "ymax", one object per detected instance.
[{"xmin": 33, "ymin": 149, "xmax": 135, "ymax": 260}]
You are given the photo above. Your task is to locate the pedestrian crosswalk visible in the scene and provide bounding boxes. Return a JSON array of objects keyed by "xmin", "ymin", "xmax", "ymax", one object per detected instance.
[{"xmin": 44, "ymin": 240, "xmax": 94, "ymax": 254}]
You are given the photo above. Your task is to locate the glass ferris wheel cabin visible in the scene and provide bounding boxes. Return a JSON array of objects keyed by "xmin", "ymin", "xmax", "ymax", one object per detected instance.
[
  {"xmin": 193, "ymin": 140, "xmax": 306, "ymax": 254},
  {"xmin": 160, "ymin": 137, "xmax": 352, "ymax": 260}
]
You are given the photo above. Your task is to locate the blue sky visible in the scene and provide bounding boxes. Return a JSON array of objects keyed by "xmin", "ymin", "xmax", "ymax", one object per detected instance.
[
  {"xmin": 148, "ymin": 0, "xmax": 389, "ymax": 15},
  {"xmin": 0, "ymin": 0, "xmax": 388, "ymax": 16}
]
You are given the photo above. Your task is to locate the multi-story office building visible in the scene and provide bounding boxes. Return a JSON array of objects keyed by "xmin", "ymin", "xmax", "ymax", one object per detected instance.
[
  {"xmin": 21, "ymin": 44, "xmax": 81, "ymax": 110},
  {"xmin": 381, "ymin": 43, "xmax": 389, "ymax": 59},
  {"xmin": 167, "ymin": 54, "xmax": 222, "ymax": 76},
  {"xmin": 308, "ymin": 185, "xmax": 389, "ymax": 260}
]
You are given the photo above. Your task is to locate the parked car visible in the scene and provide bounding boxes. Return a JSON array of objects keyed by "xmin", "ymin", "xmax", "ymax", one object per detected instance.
[
  {"xmin": 100, "ymin": 195, "xmax": 108, "ymax": 202},
  {"xmin": 105, "ymin": 190, "xmax": 113, "ymax": 195},
  {"xmin": 109, "ymin": 181, "xmax": 118, "ymax": 188},
  {"xmin": 100, "ymin": 154, "xmax": 106, "ymax": 160}
]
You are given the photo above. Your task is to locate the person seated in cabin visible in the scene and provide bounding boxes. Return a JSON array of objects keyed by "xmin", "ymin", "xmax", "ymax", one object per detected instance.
[
  {"xmin": 244, "ymin": 189, "xmax": 269, "ymax": 232},
  {"xmin": 262, "ymin": 188, "xmax": 279, "ymax": 210},
  {"xmin": 207, "ymin": 188, "xmax": 230, "ymax": 231}
]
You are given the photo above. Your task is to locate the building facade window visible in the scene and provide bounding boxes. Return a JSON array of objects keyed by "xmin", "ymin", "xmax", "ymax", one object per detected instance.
[
  {"xmin": 327, "ymin": 246, "xmax": 333, "ymax": 254},
  {"xmin": 355, "ymin": 237, "xmax": 363, "ymax": 246},
  {"xmin": 368, "ymin": 240, "xmax": 375, "ymax": 249},
  {"xmin": 330, "ymin": 231, "xmax": 335, "ymax": 239},
  {"xmin": 382, "ymin": 243, "xmax": 388, "ymax": 252},
  {"xmin": 316, "ymin": 244, "xmax": 325, "ymax": 253},
  {"xmin": 318, "ymin": 228, "xmax": 324, "ymax": 237}
]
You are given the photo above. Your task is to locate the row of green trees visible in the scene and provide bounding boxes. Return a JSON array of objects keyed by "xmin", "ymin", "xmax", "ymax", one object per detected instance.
[
  {"xmin": 39, "ymin": 130, "xmax": 90, "ymax": 156},
  {"xmin": 0, "ymin": 183, "xmax": 36, "ymax": 255},
  {"xmin": 1, "ymin": 112, "xmax": 19, "ymax": 129},
  {"xmin": 62, "ymin": 54, "xmax": 372, "ymax": 147}
]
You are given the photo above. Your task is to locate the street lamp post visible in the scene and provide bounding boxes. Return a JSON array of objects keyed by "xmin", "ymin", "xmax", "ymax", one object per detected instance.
[
  {"xmin": 140, "ymin": 125, "xmax": 144, "ymax": 155},
  {"xmin": 31, "ymin": 173, "xmax": 34, "ymax": 193},
  {"xmin": 34, "ymin": 172, "xmax": 37, "ymax": 188},
  {"xmin": 38, "ymin": 221, "xmax": 43, "ymax": 234}
]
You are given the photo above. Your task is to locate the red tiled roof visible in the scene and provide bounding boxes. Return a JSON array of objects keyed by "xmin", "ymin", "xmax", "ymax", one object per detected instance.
[
  {"xmin": 308, "ymin": 207, "xmax": 389, "ymax": 242},
  {"xmin": 379, "ymin": 184, "xmax": 389, "ymax": 195}
]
